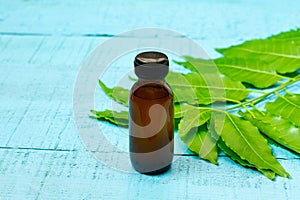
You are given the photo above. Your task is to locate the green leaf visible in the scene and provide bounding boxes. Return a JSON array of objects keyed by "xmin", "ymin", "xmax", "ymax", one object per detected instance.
[
  {"xmin": 240, "ymin": 109, "xmax": 300, "ymax": 154},
  {"xmin": 90, "ymin": 110, "xmax": 129, "ymax": 127},
  {"xmin": 167, "ymin": 71, "xmax": 249, "ymax": 105},
  {"xmin": 218, "ymin": 139, "xmax": 276, "ymax": 180},
  {"xmin": 174, "ymin": 104, "xmax": 183, "ymax": 119},
  {"xmin": 178, "ymin": 105, "xmax": 218, "ymax": 164},
  {"xmin": 265, "ymin": 93, "xmax": 300, "ymax": 126},
  {"xmin": 98, "ymin": 80, "xmax": 129, "ymax": 106},
  {"xmin": 213, "ymin": 112, "xmax": 289, "ymax": 178},
  {"xmin": 91, "ymin": 104, "xmax": 183, "ymax": 129},
  {"xmin": 180, "ymin": 125, "xmax": 219, "ymax": 164},
  {"xmin": 178, "ymin": 56, "xmax": 283, "ymax": 88},
  {"xmin": 178, "ymin": 104, "xmax": 212, "ymax": 138},
  {"xmin": 216, "ymin": 28, "xmax": 300, "ymax": 74}
]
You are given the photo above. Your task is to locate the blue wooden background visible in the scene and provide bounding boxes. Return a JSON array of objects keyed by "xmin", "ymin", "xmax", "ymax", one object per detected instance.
[{"xmin": 1, "ymin": 0, "xmax": 300, "ymax": 199}]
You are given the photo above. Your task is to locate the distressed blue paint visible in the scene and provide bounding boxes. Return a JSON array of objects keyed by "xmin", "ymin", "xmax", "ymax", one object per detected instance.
[
  {"xmin": 0, "ymin": 150, "xmax": 300, "ymax": 199},
  {"xmin": 0, "ymin": 0, "xmax": 300, "ymax": 199}
]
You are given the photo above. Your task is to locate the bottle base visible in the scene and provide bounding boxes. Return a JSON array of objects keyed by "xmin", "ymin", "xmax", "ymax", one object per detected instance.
[{"xmin": 140, "ymin": 164, "xmax": 171, "ymax": 175}]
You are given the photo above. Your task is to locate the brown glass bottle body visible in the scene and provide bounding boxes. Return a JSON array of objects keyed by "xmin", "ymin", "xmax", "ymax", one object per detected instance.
[{"xmin": 129, "ymin": 79, "xmax": 174, "ymax": 175}]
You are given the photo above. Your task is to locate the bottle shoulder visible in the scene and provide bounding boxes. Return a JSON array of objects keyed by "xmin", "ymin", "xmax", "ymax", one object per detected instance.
[{"xmin": 130, "ymin": 80, "xmax": 173, "ymax": 100}]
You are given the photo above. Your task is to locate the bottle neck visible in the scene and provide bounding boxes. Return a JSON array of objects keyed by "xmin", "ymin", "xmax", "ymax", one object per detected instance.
[{"xmin": 137, "ymin": 77, "xmax": 166, "ymax": 83}]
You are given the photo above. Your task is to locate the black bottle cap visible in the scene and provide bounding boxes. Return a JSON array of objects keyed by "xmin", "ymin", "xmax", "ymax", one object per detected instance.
[{"xmin": 134, "ymin": 51, "xmax": 169, "ymax": 80}]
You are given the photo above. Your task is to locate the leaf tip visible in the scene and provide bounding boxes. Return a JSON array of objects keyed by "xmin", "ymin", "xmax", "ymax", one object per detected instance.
[
  {"xmin": 211, "ymin": 160, "xmax": 219, "ymax": 165},
  {"xmin": 215, "ymin": 48, "xmax": 225, "ymax": 54},
  {"xmin": 285, "ymin": 172, "xmax": 291, "ymax": 179},
  {"xmin": 89, "ymin": 115, "xmax": 98, "ymax": 119}
]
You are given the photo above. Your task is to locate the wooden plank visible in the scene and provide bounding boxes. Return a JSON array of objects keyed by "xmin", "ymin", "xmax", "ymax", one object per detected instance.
[
  {"xmin": 0, "ymin": 0, "xmax": 299, "ymax": 39},
  {"xmin": 0, "ymin": 149, "xmax": 299, "ymax": 199},
  {"xmin": 1, "ymin": 0, "xmax": 300, "ymax": 59},
  {"xmin": 0, "ymin": 35, "xmax": 103, "ymax": 66}
]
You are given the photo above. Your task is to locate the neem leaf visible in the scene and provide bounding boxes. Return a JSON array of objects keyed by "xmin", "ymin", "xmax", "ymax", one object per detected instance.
[
  {"xmin": 98, "ymin": 80, "xmax": 129, "ymax": 106},
  {"xmin": 240, "ymin": 109, "xmax": 300, "ymax": 154},
  {"xmin": 180, "ymin": 125, "xmax": 219, "ymax": 164},
  {"xmin": 91, "ymin": 104, "xmax": 183, "ymax": 129},
  {"xmin": 178, "ymin": 104, "xmax": 211, "ymax": 137},
  {"xmin": 177, "ymin": 56, "xmax": 283, "ymax": 88},
  {"xmin": 216, "ymin": 28, "xmax": 300, "ymax": 74},
  {"xmin": 265, "ymin": 93, "xmax": 300, "ymax": 126},
  {"xmin": 214, "ymin": 57, "xmax": 283, "ymax": 88},
  {"xmin": 90, "ymin": 109, "xmax": 129, "ymax": 127},
  {"xmin": 213, "ymin": 112, "xmax": 289, "ymax": 178},
  {"xmin": 167, "ymin": 71, "xmax": 249, "ymax": 104},
  {"xmin": 218, "ymin": 139, "xmax": 276, "ymax": 180},
  {"xmin": 174, "ymin": 104, "xmax": 183, "ymax": 118},
  {"xmin": 178, "ymin": 105, "xmax": 218, "ymax": 163}
]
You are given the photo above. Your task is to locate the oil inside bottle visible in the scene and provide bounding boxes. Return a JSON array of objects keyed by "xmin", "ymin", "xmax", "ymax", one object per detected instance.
[{"xmin": 129, "ymin": 82, "xmax": 174, "ymax": 175}]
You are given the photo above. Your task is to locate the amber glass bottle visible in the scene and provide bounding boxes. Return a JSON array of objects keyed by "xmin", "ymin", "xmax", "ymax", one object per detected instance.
[{"xmin": 129, "ymin": 51, "xmax": 174, "ymax": 175}]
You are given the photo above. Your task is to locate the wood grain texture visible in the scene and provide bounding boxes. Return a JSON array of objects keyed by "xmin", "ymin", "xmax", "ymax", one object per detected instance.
[
  {"xmin": 1, "ymin": 0, "xmax": 300, "ymax": 199},
  {"xmin": 1, "ymin": 0, "xmax": 300, "ymax": 57},
  {"xmin": 0, "ymin": 149, "xmax": 300, "ymax": 200}
]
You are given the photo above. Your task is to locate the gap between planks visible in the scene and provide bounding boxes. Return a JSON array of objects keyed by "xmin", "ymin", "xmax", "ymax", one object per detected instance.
[
  {"xmin": 0, "ymin": 146, "xmax": 298, "ymax": 160},
  {"xmin": 0, "ymin": 32, "xmax": 192, "ymax": 39}
]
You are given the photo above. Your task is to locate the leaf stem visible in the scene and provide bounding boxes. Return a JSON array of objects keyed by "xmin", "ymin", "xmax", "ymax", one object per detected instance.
[
  {"xmin": 226, "ymin": 76, "xmax": 300, "ymax": 111},
  {"xmin": 226, "ymin": 98, "xmax": 256, "ymax": 117}
]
